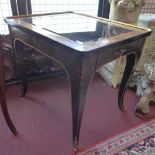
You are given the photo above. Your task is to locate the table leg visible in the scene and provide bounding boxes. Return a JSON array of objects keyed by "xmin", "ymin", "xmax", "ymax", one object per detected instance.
[
  {"xmin": 0, "ymin": 86, "xmax": 17, "ymax": 135},
  {"xmin": 0, "ymin": 44, "xmax": 17, "ymax": 135},
  {"xmin": 118, "ymin": 53, "xmax": 136, "ymax": 111},
  {"xmin": 67, "ymin": 67, "xmax": 94, "ymax": 152},
  {"xmin": 14, "ymin": 40, "xmax": 28, "ymax": 96}
]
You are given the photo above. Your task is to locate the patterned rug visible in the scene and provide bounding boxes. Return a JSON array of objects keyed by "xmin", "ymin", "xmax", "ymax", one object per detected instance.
[{"xmin": 77, "ymin": 119, "xmax": 155, "ymax": 155}]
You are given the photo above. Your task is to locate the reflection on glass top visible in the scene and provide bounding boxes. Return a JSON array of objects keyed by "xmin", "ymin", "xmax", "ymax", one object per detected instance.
[{"xmin": 21, "ymin": 13, "xmax": 131, "ymax": 43}]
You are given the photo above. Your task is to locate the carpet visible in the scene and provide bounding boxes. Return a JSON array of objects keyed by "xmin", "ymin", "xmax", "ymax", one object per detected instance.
[
  {"xmin": 2, "ymin": 76, "xmax": 155, "ymax": 155},
  {"xmin": 77, "ymin": 118, "xmax": 155, "ymax": 155}
]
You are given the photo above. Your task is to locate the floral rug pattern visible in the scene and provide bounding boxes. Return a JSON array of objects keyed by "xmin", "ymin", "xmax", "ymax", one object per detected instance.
[
  {"xmin": 117, "ymin": 135, "xmax": 155, "ymax": 155},
  {"xmin": 77, "ymin": 119, "xmax": 155, "ymax": 155}
]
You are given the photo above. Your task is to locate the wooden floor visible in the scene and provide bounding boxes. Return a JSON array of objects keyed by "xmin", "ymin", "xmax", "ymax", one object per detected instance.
[{"xmin": 0, "ymin": 75, "xmax": 155, "ymax": 155}]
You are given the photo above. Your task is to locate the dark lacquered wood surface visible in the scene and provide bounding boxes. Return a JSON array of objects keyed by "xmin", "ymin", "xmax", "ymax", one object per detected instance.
[{"xmin": 4, "ymin": 12, "xmax": 151, "ymax": 152}]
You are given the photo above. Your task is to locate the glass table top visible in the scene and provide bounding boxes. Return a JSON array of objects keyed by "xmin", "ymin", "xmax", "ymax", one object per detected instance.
[{"xmin": 21, "ymin": 13, "xmax": 131, "ymax": 43}]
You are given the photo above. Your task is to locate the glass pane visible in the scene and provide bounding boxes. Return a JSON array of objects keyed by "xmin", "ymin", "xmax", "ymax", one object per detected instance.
[{"xmin": 22, "ymin": 13, "xmax": 131, "ymax": 43}]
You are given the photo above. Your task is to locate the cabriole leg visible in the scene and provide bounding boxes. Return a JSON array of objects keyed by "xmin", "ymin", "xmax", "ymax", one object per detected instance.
[
  {"xmin": 67, "ymin": 65, "xmax": 94, "ymax": 152},
  {"xmin": 0, "ymin": 42, "xmax": 17, "ymax": 135},
  {"xmin": 118, "ymin": 53, "xmax": 136, "ymax": 111}
]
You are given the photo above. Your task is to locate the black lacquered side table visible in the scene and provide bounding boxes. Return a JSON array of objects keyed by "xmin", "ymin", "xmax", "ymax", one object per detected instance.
[{"xmin": 4, "ymin": 12, "xmax": 151, "ymax": 151}]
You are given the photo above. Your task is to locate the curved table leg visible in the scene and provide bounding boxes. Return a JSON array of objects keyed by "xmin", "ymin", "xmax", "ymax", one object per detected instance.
[
  {"xmin": 0, "ymin": 88, "xmax": 17, "ymax": 135},
  {"xmin": 118, "ymin": 53, "xmax": 136, "ymax": 111},
  {"xmin": 14, "ymin": 40, "xmax": 27, "ymax": 96},
  {"xmin": 70, "ymin": 74, "xmax": 93, "ymax": 152},
  {"xmin": 67, "ymin": 65, "xmax": 94, "ymax": 152},
  {"xmin": 0, "ymin": 43, "xmax": 17, "ymax": 135}
]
